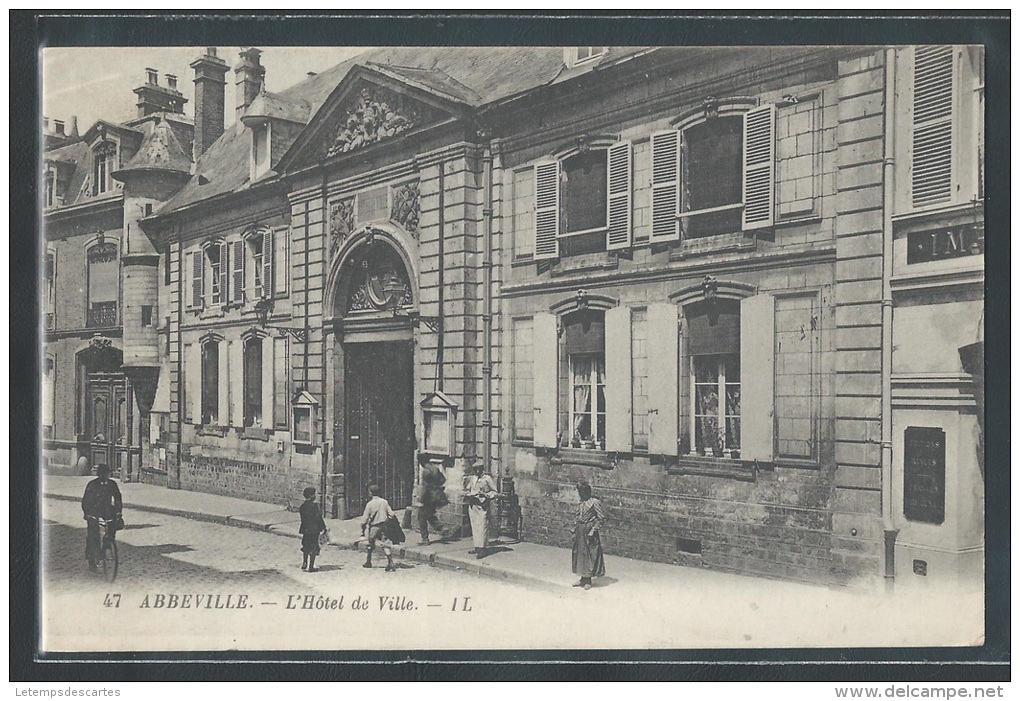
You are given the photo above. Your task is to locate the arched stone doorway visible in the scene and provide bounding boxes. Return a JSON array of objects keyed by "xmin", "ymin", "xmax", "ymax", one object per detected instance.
[
  {"xmin": 76, "ymin": 337, "xmax": 130, "ymax": 477},
  {"xmin": 328, "ymin": 228, "xmax": 417, "ymax": 517}
]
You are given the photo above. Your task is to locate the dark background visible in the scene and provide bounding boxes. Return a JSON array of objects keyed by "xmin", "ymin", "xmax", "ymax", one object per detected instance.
[{"xmin": 11, "ymin": 10, "xmax": 1010, "ymax": 682}]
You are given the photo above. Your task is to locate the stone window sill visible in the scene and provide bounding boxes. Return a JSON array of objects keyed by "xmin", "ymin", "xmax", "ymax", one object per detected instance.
[
  {"xmin": 550, "ymin": 448, "xmax": 615, "ymax": 470},
  {"xmin": 667, "ymin": 455, "xmax": 758, "ymax": 482},
  {"xmin": 670, "ymin": 232, "xmax": 756, "ymax": 261},
  {"xmin": 242, "ymin": 427, "xmax": 270, "ymax": 441},
  {"xmin": 197, "ymin": 425, "xmax": 230, "ymax": 437}
]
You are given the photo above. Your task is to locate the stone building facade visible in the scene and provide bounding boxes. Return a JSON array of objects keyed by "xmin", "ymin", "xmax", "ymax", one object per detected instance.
[{"xmin": 43, "ymin": 45, "xmax": 984, "ymax": 589}]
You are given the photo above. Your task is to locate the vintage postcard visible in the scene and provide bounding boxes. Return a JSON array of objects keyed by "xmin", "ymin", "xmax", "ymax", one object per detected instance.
[{"xmin": 38, "ymin": 38, "xmax": 987, "ymax": 655}]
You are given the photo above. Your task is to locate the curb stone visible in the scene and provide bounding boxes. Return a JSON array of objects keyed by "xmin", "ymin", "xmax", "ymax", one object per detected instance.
[{"xmin": 45, "ymin": 491, "xmax": 571, "ymax": 592}]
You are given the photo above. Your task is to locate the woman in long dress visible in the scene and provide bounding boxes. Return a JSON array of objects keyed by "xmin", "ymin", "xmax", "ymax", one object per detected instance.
[
  {"xmin": 464, "ymin": 460, "xmax": 498, "ymax": 559},
  {"xmin": 571, "ymin": 481, "xmax": 606, "ymax": 590}
]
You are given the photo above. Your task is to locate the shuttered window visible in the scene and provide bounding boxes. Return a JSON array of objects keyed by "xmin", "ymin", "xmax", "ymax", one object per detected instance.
[
  {"xmin": 742, "ymin": 104, "xmax": 777, "ymax": 230},
  {"xmin": 650, "ymin": 130, "xmax": 680, "ymax": 242},
  {"xmin": 243, "ymin": 336, "xmax": 263, "ymax": 427},
  {"xmin": 201, "ymin": 340, "xmax": 219, "ymax": 424},
  {"xmin": 533, "ymin": 161, "xmax": 560, "ymax": 260},
  {"xmin": 606, "ymin": 141, "xmax": 633, "ymax": 250},
  {"xmin": 911, "ymin": 45, "xmax": 955, "ymax": 207},
  {"xmin": 231, "ymin": 239, "xmax": 245, "ymax": 304},
  {"xmin": 188, "ymin": 250, "xmax": 203, "ymax": 309}
]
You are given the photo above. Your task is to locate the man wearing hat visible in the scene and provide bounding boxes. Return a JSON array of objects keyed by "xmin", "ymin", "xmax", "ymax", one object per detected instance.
[{"xmin": 463, "ymin": 460, "xmax": 497, "ymax": 559}]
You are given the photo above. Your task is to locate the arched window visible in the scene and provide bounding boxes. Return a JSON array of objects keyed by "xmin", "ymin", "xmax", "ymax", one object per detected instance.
[
  {"xmin": 515, "ymin": 139, "xmax": 633, "ymax": 260},
  {"xmin": 684, "ymin": 299, "xmax": 741, "ymax": 456},
  {"xmin": 562, "ymin": 308, "xmax": 607, "ymax": 449},
  {"xmin": 243, "ymin": 335, "xmax": 263, "ymax": 426},
  {"xmin": 86, "ymin": 240, "xmax": 118, "ymax": 328},
  {"xmin": 93, "ymin": 142, "xmax": 117, "ymax": 195},
  {"xmin": 201, "ymin": 338, "xmax": 220, "ymax": 424}
]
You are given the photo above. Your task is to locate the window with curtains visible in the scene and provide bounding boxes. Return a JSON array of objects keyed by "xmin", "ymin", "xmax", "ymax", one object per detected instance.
[
  {"xmin": 560, "ymin": 309, "xmax": 606, "ymax": 450},
  {"xmin": 684, "ymin": 299, "xmax": 741, "ymax": 458},
  {"xmin": 243, "ymin": 335, "xmax": 263, "ymax": 427},
  {"xmin": 201, "ymin": 339, "xmax": 219, "ymax": 425}
]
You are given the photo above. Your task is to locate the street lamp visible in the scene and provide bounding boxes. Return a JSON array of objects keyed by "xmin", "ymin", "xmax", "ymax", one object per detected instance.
[{"xmin": 254, "ymin": 297, "xmax": 308, "ymax": 342}]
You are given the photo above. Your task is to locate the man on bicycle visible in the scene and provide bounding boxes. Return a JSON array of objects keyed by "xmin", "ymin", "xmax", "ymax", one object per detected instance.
[{"xmin": 81, "ymin": 463, "xmax": 123, "ymax": 572}]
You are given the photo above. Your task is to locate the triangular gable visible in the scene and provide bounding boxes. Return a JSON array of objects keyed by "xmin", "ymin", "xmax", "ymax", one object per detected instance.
[{"xmin": 277, "ymin": 64, "xmax": 471, "ymax": 173}]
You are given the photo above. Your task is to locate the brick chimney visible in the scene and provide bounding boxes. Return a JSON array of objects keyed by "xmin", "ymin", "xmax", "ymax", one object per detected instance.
[
  {"xmin": 234, "ymin": 47, "xmax": 265, "ymax": 118},
  {"xmin": 134, "ymin": 67, "xmax": 187, "ymax": 117},
  {"xmin": 190, "ymin": 47, "xmax": 228, "ymax": 158}
]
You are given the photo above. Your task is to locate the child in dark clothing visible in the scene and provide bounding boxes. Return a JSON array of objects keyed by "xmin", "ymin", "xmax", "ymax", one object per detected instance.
[{"xmin": 299, "ymin": 487, "xmax": 326, "ymax": 572}]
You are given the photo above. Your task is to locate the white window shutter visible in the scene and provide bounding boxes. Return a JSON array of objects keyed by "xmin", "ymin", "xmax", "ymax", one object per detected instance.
[
  {"xmin": 606, "ymin": 141, "xmax": 633, "ymax": 250},
  {"xmin": 229, "ymin": 339, "xmax": 244, "ymax": 427},
  {"xmin": 262, "ymin": 230, "xmax": 274, "ymax": 300},
  {"xmin": 187, "ymin": 342, "xmax": 201, "ymax": 425},
  {"xmin": 219, "ymin": 242, "xmax": 229, "ymax": 306},
  {"xmin": 533, "ymin": 161, "xmax": 560, "ymax": 260},
  {"xmin": 740, "ymin": 293, "xmax": 775, "ymax": 462},
  {"xmin": 231, "ymin": 240, "xmax": 245, "ymax": 304},
  {"xmin": 273, "ymin": 227, "xmax": 288, "ymax": 297},
  {"xmin": 742, "ymin": 104, "xmax": 776, "ymax": 231},
  {"xmin": 532, "ymin": 312, "xmax": 559, "ymax": 447},
  {"xmin": 187, "ymin": 251, "xmax": 202, "ymax": 308},
  {"xmin": 646, "ymin": 303, "xmax": 678, "ymax": 455},
  {"xmin": 911, "ymin": 45, "xmax": 955, "ymax": 208},
  {"xmin": 261, "ymin": 335, "xmax": 275, "ymax": 428},
  {"xmin": 217, "ymin": 341, "xmax": 229, "ymax": 424},
  {"xmin": 650, "ymin": 130, "xmax": 680, "ymax": 243},
  {"xmin": 604, "ymin": 305, "xmax": 632, "ymax": 452}
]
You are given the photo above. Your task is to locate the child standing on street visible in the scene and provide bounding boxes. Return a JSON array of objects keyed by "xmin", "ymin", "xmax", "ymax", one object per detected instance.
[
  {"xmin": 359, "ymin": 484, "xmax": 396, "ymax": 572},
  {"xmin": 299, "ymin": 486, "xmax": 326, "ymax": 572}
]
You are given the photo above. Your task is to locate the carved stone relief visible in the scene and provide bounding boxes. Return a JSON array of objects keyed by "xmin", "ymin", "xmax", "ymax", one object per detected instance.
[
  {"xmin": 329, "ymin": 197, "xmax": 356, "ymax": 256},
  {"xmin": 390, "ymin": 181, "xmax": 420, "ymax": 238},
  {"xmin": 325, "ymin": 84, "xmax": 438, "ymax": 158}
]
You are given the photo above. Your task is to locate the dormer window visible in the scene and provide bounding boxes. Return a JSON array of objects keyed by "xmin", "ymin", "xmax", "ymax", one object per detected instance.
[
  {"xmin": 43, "ymin": 166, "xmax": 56, "ymax": 208},
  {"xmin": 566, "ymin": 47, "xmax": 607, "ymax": 67},
  {"xmin": 251, "ymin": 123, "xmax": 272, "ymax": 181},
  {"xmin": 93, "ymin": 142, "xmax": 117, "ymax": 195}
]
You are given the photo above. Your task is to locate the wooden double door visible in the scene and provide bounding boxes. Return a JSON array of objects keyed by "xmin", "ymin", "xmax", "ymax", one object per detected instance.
[
  {"xmin": 86, "ymin": 373, "xmax": 130, "ymax": 476},
  {"xmin": 343, "ymin": 342, "xmax": 415, "ymax": 514}
]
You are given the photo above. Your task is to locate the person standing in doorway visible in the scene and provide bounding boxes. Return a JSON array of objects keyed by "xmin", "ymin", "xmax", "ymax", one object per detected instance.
[
  {"xmin": 464, "ymin": 460, "xmax": 497, "ymax": 559},
  {"xmin": 298, "ymin": 486, "xmax": 326, "ymax": 572},
  {"xmin": 360, "ymin": 484, "xmax": 396, "ymax": 572},
  {"xmin": 571, "ymin": 480, "xmax": 606, "ymax": 590},
  {"xmin": 81, "ymin": 463, "xmax": 123, "ymax": 572},
  {"xmin": 417, "ymin": 462, "xmax": 448, "ymax": 545}
]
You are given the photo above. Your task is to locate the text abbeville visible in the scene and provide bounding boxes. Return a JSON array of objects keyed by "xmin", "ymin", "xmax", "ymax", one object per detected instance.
[{"xmin": 138, "ymin": 594, "xmax": 249, "ymax": 609}]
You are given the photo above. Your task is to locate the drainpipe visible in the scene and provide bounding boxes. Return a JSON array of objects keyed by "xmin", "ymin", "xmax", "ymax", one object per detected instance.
[
  {"xmin": 881, "ymin": 48, "xmax": 899, "ymax": 591},
  {"xmin": 480, "ymin": 133, "xmax": 495, "ymax": 477},
  {"xmin": 437, "ymin": 164, "xmax": 445, "ymax": 391},
  {"xmin": 174, "ymin": 225, "xmax": 183, "ymax": 490}
]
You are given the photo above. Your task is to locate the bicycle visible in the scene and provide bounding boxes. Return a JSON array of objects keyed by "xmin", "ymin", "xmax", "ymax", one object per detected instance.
[{"xmin": 87, "ymin": 517, "xmax": 119, "ymax": 583}]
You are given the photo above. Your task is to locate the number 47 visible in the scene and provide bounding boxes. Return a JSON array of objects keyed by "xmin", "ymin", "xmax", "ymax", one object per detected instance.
[{"xmin": 103, "ymin": 594, "xmax": 121, "ymax": 608}]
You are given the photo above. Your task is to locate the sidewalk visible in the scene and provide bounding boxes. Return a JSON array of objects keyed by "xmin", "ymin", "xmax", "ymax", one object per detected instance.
[{"xmin": 42, "ymin": 474, "xmax": 815, "ymax": 595}]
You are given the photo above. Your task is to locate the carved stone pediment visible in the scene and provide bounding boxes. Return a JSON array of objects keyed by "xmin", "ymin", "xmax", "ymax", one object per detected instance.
[{"xmin": 325, "ymin": 82, "xmax": 443, "ymax": 158}]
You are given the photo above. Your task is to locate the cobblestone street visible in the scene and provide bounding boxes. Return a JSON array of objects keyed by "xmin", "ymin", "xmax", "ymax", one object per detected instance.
[
  {"xmin": 41, "ymin": 496, "xmax": 983, "ymax": 653},
  {"xmin": 41, "ymin": 497, "xmax": 580, "ymax": 652}
]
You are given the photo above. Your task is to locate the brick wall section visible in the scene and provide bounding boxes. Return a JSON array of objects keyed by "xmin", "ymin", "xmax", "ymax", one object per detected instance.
[{"xmin": 830, "ymin": 49, "xmax": 886, "ymax": 585}]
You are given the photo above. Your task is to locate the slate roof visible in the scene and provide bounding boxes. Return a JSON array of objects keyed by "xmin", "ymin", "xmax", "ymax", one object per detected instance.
[
  {"xmin": 240, "ymin": 90, "xmax": 312, "ymax": 125},
  {"xmin": 116, "ymin": 116, "xmax": 193, "ymax": 176},
  {"xmin": 156, "ymin": 46, "xmax": 652, "ymax": 217},
  {"xmin": 43, "ymin": 139, "xmax": 91, "ymax": 207}
]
